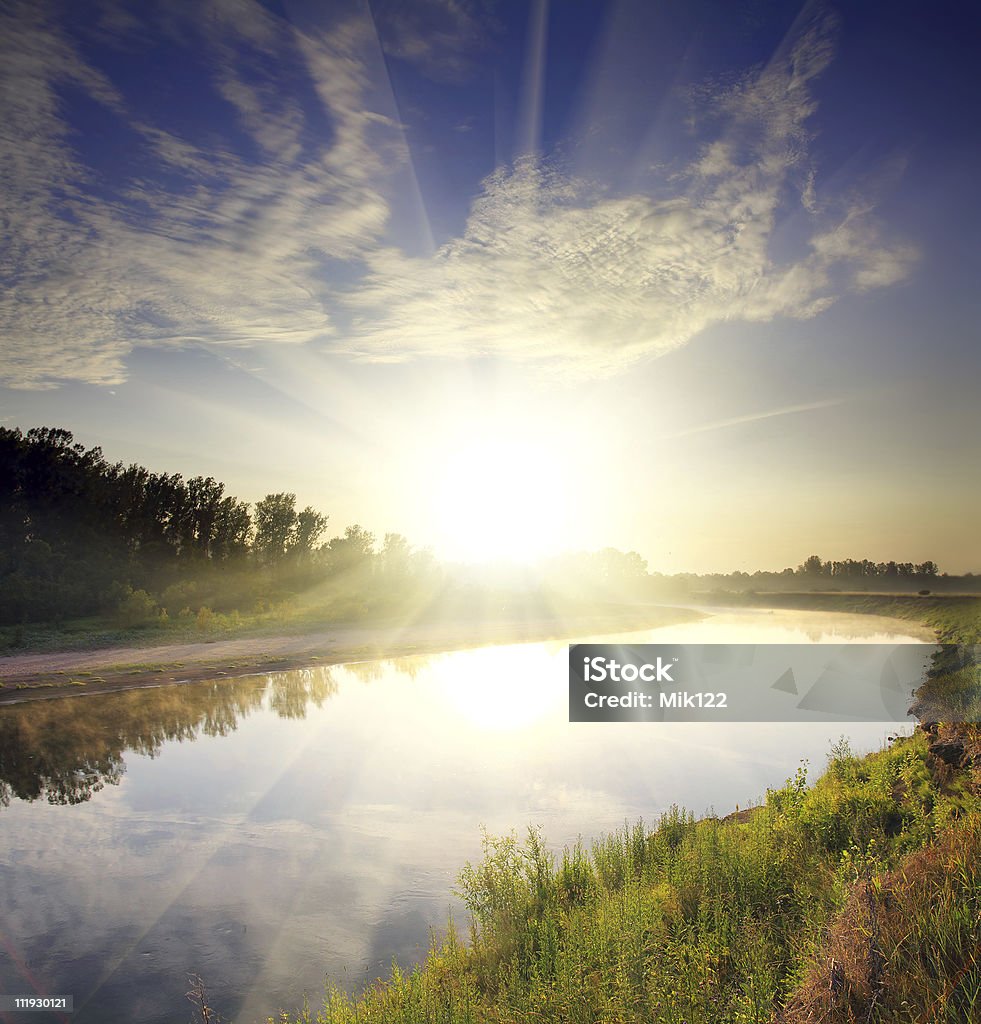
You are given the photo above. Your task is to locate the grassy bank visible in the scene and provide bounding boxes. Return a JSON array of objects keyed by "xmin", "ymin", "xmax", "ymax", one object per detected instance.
[
  {"xmin": 260, "ymin": 728, "xmax": 979, "ymax": 1024},
  {"xmin": 690, "ymin": 591, "xmax": 981, "ymax": 723},
  {"xmin": 692, "ymin": 590, "xmax": 981, "ymax": 645},
  {"xmin": 0, "ymin": 591, "xmax": 680, "ymax": 657},
  {"xmin": 0, "ymin": 602, "xmax": 704, "ymax": 703},
  {"xmin": 250, "ymin": 593, "xmax": 980, "ymax": 1024}
]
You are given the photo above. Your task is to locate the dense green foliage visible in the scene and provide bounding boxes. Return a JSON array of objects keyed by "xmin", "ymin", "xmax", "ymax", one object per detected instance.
[
  {"xmin": 0, "ymin": 426, "xmax": 436, "ymax": 627},
  {"xmin": 2, "ymin": 425, "xmax": 976, "ymax": 643},
  {"xmin": 265, "ymin": 729, "xmax": 979, "ymax": 1024},
  {"xmin": 1, "ymin": 427, "xmax": 661, "ymax": 642}
]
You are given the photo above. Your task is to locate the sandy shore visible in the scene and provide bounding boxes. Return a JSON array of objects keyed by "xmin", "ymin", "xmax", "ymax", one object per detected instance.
[{"xmin": 0, "ymin": 607, "xmax": 700, "ymax": 705}]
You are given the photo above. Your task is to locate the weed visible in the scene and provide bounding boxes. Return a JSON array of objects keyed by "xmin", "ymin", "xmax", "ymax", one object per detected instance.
[{"xmin": 269, "ymin": 727, "xmax": 979, "ymax": 1024}]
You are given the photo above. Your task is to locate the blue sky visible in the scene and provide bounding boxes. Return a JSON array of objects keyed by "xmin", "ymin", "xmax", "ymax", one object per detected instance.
[{"xmin": 2, "ymin": 0, "xmax": 979, "ymax": 571}]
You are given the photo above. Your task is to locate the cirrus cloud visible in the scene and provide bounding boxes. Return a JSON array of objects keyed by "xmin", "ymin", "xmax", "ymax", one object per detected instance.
[
  {"xmin": 0, "ymin": 4, "xmax": 915, "ymax": 389},
  {"xmin": 343, "ymin": 13, "xmax": 915, "ymax": 375},
  {"xmin": 0, "ymin": 0, "xmax": 405, "ymax": 389}
]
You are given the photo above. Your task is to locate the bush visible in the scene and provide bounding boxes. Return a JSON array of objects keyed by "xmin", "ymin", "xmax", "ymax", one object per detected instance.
[
  {"xmin": 161, "ymin": 580, "xmax": 200, "ymax": 615},
  {"xmin": 115, "ymin": 587, "xmax": 160, "ymax": 628}
]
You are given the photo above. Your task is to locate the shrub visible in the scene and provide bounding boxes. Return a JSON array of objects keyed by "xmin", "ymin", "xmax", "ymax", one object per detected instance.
[
  {"xmin": 115, "ymin": 587, "xmax": 160, "ymax": 628},
  {"xmin": 161, "ymin": 581, "xmax": 200, "ymax": 615}
]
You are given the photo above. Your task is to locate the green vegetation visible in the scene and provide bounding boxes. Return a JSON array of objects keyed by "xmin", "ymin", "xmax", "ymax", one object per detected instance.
[
  {"xmin": 0, "ymin": 427, "xmax": 660, "ymax": 650},
  {"xmin": 0, "ymin": 427, "xmax": 462, "ymax": 632},
  {"xmin": 693, "ymin": 590, "xmax": 981, "ymax": 642},
  {"xmin": 3, "ymin": 428, "xmax": 978, "ymax": 654},
  {"xmin": 657, "ymin": 553, "xmax": 980, "ymax": 600},
  {"xmin": 250, "ymin": 607, "xmax": 979, "ymax": 1024},
  {"xmin": 262, "ymin": 728, "xmax": 980, "ymax": 1024}
]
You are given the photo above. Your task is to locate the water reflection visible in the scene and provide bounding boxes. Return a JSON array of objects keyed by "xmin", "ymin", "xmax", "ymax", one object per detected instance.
[
  {"xmin": 0, "ymin": 668, "xmax": 340, "ymax": 808},
  {"xmin": 0, "ymin": 610, "xmax": 934, "ymax": 1024},
  {"xmin": 0, "ymin": 610, "xmax": 933, "ymax": 811}
]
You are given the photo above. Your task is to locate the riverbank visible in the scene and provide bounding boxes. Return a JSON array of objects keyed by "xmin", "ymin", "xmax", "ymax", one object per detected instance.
[
  {"xmin": 0, "ymin": 604, "xmax": 701, "ymax": 704},
  {"xmin": 3, "ymin": 591, "xmax": 976, "ymax": 707},
  {"xmin": 261, "ymin": 723, "xmax": 981, "ymax": 1024},
  {"xmin": 690, "ymin": 590, "xmax": 981, "ymax": 642}
]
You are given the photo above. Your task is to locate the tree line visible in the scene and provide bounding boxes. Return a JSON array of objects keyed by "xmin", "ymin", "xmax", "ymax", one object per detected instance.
[
  {"xmin": 646, "ymin": 554, "xmax": 975, "ymax": 600},
  {"xmin": 0, "ymin": 426, "xmax": 433, "ymax": 625},
  {"xmin": 794, "ymin": 554, "xmax": 939, "ymax": 579},
  {"xmin": 1, "ymin": 426, "xmax": 970, "ymax": 627}
]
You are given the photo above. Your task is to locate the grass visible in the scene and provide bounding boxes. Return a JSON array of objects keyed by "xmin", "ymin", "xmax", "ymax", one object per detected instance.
[
  {"xmin": 252, "ymin": 596, "xmax": 981, "ymax": 1023},
  {"xmin": 263, "ymin": 726, "xmax": 980, "ymax": 1024},
  {"xmin": 266, "ymin": 594, "xmax": 975, "ymax": 1021},
  {"xmin": 0, "ymin": 594, "xmax": 697, "ymax": 657},
  {"xmin": 694, "ymin": 590, "xmax": 981, "ymax": 644},
  {"xmin": 0, "ymin": 603, "xmax": 304, "ymax": 654},
  {"xmin": 7, "ymin": 586, "xmax": 977, "ymax": 1022}
]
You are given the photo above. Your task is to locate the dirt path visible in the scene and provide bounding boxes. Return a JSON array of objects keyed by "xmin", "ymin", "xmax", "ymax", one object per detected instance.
[{"xmin": 0, "ymin": 607, "xmax": 700, "ymax": 704}]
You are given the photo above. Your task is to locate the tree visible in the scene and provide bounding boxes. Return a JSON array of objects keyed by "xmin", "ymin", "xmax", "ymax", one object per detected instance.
[
  {"xmin": 799, "ymin": 554, "xmax": 824, "ymax": 576},
  {"xmin": 291, "ymin": 507, "xmax": 329, "ymax": 561},
  {"xmin": 212, "ymin": 496, "xmax": 252, "ymax": 560},
  {"xmin": 253, "ymin": 493, "xmax": 298, "ymax": 564},
  {"xmin": 186, "ymin": 476, "xmax": 226, "ymax": 559},
  {"xmin": 326, "ymin": 525, "xmax": 375, "ymax": 577},
  {"xmin": 378, "ymin": 533, "xmax": 412, "ymax": 582}
]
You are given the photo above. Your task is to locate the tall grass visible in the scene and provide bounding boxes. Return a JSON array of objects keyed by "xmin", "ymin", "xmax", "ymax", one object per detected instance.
[{"xmin": 268, "ymin": 728, "xmax": 980, "ymax": 1023}]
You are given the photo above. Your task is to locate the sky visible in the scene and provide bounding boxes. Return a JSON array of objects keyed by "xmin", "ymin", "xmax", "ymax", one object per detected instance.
[{"xmin": 1, "ymin": 0, "xmax": 979, "ymax": 573}]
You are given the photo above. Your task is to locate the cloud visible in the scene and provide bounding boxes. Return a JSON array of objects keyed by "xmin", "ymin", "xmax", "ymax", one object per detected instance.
[
  {"xmin": 0, "ymin": 0, "xmax": 404, "ymax": 389},
  {"xmin": 344, "ymin": 11, "xmax": 916, "ymax": 375},
  {"xmin": 659, "ymin": 398, "xmax": 845, "ymax": 440},
  {"xmin": 368, "ymin": 0, "xmax": 499, "ymax": 82},
  {"xmin": 0, "ymin": 3, "xmax": 916, "ymax": 389}
]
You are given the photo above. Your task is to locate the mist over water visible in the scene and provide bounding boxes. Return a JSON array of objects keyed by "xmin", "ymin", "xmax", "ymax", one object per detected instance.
[{"xmin": 0, "ymin": 610, "xmax": 929, "ymax": 1023}]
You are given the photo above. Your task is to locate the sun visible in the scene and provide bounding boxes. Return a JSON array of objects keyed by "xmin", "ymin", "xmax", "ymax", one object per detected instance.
[{"xmin": 432, "ymin": 435, "xmax": 572, "ymax": 564}]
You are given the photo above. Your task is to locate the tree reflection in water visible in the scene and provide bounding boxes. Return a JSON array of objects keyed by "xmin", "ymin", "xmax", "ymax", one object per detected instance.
[{"xmin": 0, "ymin": 667, "xmax": 341, "ymax": 808}]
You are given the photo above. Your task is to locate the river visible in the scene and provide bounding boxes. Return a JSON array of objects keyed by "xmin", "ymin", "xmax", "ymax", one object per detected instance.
[{"xmin": 0, "ymin": 608, "xmax": 932, "ymax": 1023}]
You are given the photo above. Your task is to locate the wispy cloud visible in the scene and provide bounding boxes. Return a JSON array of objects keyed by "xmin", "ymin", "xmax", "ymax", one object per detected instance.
[
  {"xmin": 368, "ymin": 0, "xmax": 499, "ymax": 82},
  {"xmin": 0, "ymin": 0, "xmax": 405, "ymax": 388},
  {"xmin": 659, "ymin": 398, "xmax": 845, "ymax": 440},
  {"xmin": 345, "ymin": 12, "xmax": 916, "ymax": 375},
  {"xmin": 0, "ymin": 3, "xmax": 915, "ymax": 390}
]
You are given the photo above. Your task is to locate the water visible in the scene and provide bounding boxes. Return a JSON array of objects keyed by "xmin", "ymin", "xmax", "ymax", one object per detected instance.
[{"xmin": 0, "ymin": 609, "xmax": 932, "ymax": 1023}]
